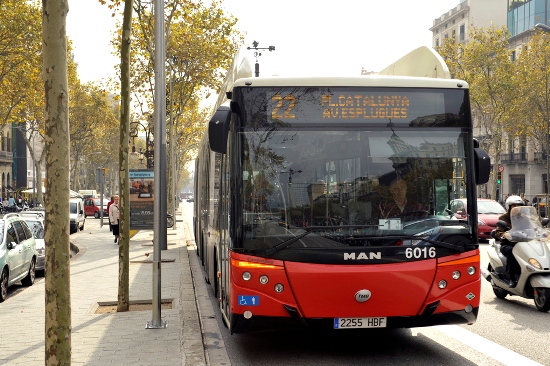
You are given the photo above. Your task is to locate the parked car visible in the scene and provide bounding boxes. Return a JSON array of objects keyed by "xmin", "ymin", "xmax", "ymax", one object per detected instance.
[
  {"xmin": 20, "ymin": 212, "xmax": 45, "ymax": 273},
  {"xmin": 0, "ymin": 213, "xmax": 38, "ymax": 302},
  {"xmin": 84, "ymin": 198, "xmax": 109, "ymax": 218},
  {"xmin": 448, "ymin": 198, "xmax": 506, "ymax": 240},
  {"xmin": 70, "ymin": 198, "xmax": 85, "ymax": 233}
]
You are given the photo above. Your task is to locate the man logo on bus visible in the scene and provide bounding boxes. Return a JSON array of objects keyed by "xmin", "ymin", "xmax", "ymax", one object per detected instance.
[
  {"xmin": 355, "ymin": 290, "xmax": 372, "ymax": 303},
  {"xmin": 344, "ymin": 252, "xmax": 382, "ymax": 260}
]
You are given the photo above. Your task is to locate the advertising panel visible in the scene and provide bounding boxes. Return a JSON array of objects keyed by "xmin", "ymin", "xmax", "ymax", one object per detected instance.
[{"xmin": 130, "ymin": 169, "xmax": 154, "ymax": 229}]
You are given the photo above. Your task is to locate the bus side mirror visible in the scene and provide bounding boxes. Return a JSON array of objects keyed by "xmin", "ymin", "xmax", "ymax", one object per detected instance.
[
  {"xmin": 208, "ymin": 104, "xmax": 231, "ymax": 154},
  {"xmin": 474, "ymin": 148, "xmax": 490, "ymax": 185}
]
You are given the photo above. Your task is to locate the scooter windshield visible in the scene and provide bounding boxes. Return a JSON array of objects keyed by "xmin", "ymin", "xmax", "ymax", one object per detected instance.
[{"xmin": 508, "ymin": 206, "xmax": 550, "ymax": 242}]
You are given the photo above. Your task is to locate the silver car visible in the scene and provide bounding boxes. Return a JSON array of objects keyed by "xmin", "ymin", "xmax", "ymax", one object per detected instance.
[
  {"xmin": 0, "ymin": 213, "xmax": 38, "ymax": 302},
  {"xmin": 20, "ymin": 212, "xmax": 45, "ymax": 272}
]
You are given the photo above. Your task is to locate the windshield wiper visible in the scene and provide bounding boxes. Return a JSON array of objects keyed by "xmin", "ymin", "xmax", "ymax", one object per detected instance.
[{"xmin": 264, "ymin": 224, "xmax": 378, "ymax": 255}]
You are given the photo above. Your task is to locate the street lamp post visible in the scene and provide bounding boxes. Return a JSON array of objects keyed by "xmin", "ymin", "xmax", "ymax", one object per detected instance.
[
  {"xmin": 280, "ymin": 169, "xmax": 302, "ymax": 227},
  {"xmin": 130, "ymin": 118, "xmax": 154, "ymax": 169},
  {"xmin": 169, "ymin": 57, "xmax": 177, "ymax": 225},
  {"xmin": 32, "ymin": 136, "xmax": 36, "ymax": 206}
]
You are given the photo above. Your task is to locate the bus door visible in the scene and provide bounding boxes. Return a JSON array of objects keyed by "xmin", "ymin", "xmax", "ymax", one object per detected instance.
[{"xmin": 219, "ymin": 153, "xmax": 231, "ymax": 320}]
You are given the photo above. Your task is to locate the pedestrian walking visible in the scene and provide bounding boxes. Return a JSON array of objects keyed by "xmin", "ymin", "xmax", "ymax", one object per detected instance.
[
  {"xmin": 520, "ymin": 193, "xmax": 529, "ymax": 206},
  {"xmin": 109, "ymin": 195, "xmax": 120, "ymax": 243},
  {"xmin": 106, "ymin": 195, "xmax": 115, "ymax": 232}
]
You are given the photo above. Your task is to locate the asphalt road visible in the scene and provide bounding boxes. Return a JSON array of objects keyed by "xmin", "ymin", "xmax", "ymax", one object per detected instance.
[{"xmin": 200, "ymin": 243, "xmax": 548, "ymax": 365}]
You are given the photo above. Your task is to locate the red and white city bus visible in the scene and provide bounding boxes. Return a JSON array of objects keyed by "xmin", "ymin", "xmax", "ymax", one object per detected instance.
[{"xmin": 194, "ymin": 46, "xmax": 490, "ymax": 333}]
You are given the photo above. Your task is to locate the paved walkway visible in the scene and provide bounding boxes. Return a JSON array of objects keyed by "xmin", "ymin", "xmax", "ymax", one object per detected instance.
[{"xmin": 0, "ymin": 207, "xmax": 220, "ymax": 365}]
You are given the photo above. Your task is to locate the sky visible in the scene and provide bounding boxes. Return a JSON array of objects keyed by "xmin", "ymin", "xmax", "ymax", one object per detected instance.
[{"xmin": 67, "ymin": 0, "xmax": 462, "ymax": 83}]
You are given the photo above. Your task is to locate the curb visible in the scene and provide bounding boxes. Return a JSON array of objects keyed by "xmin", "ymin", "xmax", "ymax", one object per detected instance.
[{"xmin": 183, "ymin": 222, "xmax": 231, "ymax": 365}]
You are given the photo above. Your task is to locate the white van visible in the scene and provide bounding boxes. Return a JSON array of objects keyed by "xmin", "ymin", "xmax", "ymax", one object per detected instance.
[
  {"xmin": 78, "ymin": 190, "xmax": 98, "ymax": 199},
  {"xmin": 69, "ymin": 198, "xmax": 85, "ymax": 233}
]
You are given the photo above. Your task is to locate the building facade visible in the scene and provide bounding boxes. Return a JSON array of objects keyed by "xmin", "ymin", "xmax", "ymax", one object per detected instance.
[
  {"xmin": 0, "ymin": 124, "xmax": 14, "ymax": 201},
  {"xmin": 429, "ymin": 0, "xmax": 550, "ymax": 202},
  {"xmin": 430, "ymin": 0, "xmax": 508, "ymax": 47},
  {"xmin": 504, "ymin": 0, "xmax": 550, "ymax": 200}
]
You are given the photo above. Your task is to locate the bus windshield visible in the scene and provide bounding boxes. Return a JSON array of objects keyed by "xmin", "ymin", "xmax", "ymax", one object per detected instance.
[{"xmin": 233, "ymin": 87, "xmax": 474, "ymax": 255}]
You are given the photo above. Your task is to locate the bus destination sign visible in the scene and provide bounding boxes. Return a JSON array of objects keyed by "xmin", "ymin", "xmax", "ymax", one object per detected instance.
[{"xmin": 264, "ymin": 88, "xmax": 448, "ymax": 124}]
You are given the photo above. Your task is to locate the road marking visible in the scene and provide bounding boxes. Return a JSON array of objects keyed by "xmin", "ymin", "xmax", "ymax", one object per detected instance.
[{"xmin": 435, "ymin": 325, "xmax": 543, "ymax": 366}]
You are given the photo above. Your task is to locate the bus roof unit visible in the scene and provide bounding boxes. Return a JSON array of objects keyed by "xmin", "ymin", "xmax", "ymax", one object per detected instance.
[{"xmin": 378, "ymin": 46, "xmax": 451, "ymax": 79}]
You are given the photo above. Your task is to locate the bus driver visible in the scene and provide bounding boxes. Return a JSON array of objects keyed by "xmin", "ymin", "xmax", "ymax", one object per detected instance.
[{"xmin": 377, "ymin": 178, "xmax": 423, "ymax": 220}]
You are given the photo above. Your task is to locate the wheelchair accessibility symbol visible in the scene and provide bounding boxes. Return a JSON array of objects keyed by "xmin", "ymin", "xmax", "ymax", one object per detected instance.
[{"xmin": 238, "ymin": 295, "xmax": 259, "ymax": 306}]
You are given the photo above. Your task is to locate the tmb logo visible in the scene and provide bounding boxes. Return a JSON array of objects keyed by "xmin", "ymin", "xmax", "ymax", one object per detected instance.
[{"xmin": 355, "ymin": 289, "xmax": 372, "ymax": 303}]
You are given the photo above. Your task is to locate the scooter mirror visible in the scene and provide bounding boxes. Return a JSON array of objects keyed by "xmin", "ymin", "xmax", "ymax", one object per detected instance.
[
  {"xmin": 490, "ymin": 229, "xmax": 497, "ymax": 239},
  {"xmin": 496, "ymin": 220, "xmax": 509, "ymax": 230},
  {"xmin": 542, "ymin": 218, "xmax": 550, "ymax": 227}
]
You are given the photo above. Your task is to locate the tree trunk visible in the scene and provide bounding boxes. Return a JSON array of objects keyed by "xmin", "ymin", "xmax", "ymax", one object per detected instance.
[
  {"xmin": 42, "ymin": 0, "xmax": 72, "ymax": 364},
  {"xmin": 117, "ymin": 0, "xmax": 133, "ymax": 312},
  {"xmin": 38, "ymin": 148, "xmax": 46, "ymax": 204}
]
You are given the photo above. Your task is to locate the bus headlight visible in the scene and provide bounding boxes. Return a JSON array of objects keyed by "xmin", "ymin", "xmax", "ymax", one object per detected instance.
[
  {"xmin": 259, "ymin": 275, "xmax": 269, "ymax": 284},
  {"xmin": 274, "ymin": 283, "xmax": 284, "ymax": 293},
  {"xmin": 438, "ymin": 280, "xmax": 447, "ymax": 289},
  {"xmin": 467, "ymin": 266, "xmax": 476, "ymax": 275},
  {"xmin": 452, "ymin": 270, "xmax": 461, "ymax": 280},
  {"xmin": 242, "ymin": 272, "xmax": 252, "ymax": 281}
]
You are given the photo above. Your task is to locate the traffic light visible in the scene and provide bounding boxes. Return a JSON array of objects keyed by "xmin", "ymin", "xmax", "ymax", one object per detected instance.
[{"xmin": 497, "ymin": 171, "xmax": 502, "ymax": 185}]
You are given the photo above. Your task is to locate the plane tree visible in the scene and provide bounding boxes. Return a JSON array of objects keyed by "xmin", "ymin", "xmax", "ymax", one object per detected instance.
[
  {"xmin": 42, "ymin": 0, "xmax": 72, "ymax": 363},
  {"xmin": 513, "ymin": 31, "xmax": 550, "ymax": 196},
  {"xmin": 112, "ymin": 0, "xmax": 242, "ymax": 214},
  {"xmin": 69, "ymin": 81, "xmax": 120, "ymax": 191},
  {"xmin": 99, "ymin": 0, "xmax": 242, "ymax": 311},
  {"xmin": 0, "ymin": 0, "xmax": 42, "ymax": 200},
  {"xmin": 438, "ymin": 26, "xmax": 520, "ymax": 200}
]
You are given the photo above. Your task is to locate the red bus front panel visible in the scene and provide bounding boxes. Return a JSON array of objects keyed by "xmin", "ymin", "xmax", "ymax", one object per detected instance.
[{"xmin": 284, "ymin": 260, "xmax": 435, "ymax": 318}]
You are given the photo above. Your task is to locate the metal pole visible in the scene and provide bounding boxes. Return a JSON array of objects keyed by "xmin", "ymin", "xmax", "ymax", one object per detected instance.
[
  {"xmin": 147, "ymin": 0, "xmax": 167, "ymax": 330},
  {"xmin": 170, "ymin": 67, "xmax": 177, "ymax": 229},
  {"xmin": 547, "ymin": 134, "xmax": 549, "ymax": 218},
  {"xmin": 99, "ymin": 169, "xmax": 104, "ymax": 228},
  {"xmin": 33, "ymin": 137, "xmax": 36, "ymax": 206}
]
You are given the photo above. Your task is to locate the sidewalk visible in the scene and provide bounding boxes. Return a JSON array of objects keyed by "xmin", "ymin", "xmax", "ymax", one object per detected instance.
[{"xmin": 0, "ymin": 207, "xmax": 221, "ymax": 365}]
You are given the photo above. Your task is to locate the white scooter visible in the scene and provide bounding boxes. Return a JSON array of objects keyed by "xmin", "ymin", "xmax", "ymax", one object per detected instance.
[{"xmin": 480, "ymin": 205, "xmax": 550, "ymax": 312}]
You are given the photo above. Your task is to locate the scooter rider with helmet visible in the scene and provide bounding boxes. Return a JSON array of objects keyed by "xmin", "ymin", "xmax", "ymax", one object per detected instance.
[{"xmin": 494, "ymin": 195, "xmax": 525, "ymax": 287}]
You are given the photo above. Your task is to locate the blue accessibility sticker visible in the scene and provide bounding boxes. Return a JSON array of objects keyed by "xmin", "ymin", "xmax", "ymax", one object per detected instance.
[{"xmin": 238, "ymin": 295, "xmax": 259, "ymax": 306}]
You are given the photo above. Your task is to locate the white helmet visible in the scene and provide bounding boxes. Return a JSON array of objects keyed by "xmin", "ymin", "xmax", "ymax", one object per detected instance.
[{"xmin": 505, "ymin": 195, "xmax": 524, "ymax": 210}]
